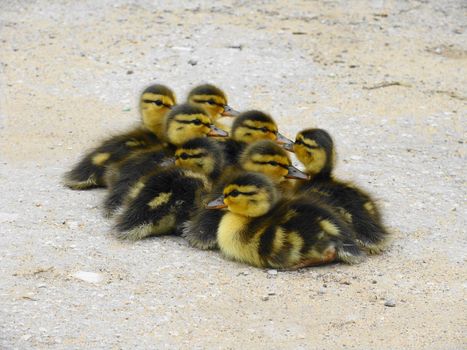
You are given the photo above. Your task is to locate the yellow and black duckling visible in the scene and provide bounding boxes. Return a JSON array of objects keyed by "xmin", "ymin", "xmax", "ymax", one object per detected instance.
[
  {"xmin": 293, "ymin": 128, "xmax": 389, "ymax": 254},
  {"xmin": 182, "ymin": 140, "xmax": 309, "ymax": 250},
  {"xmin": 114, "ymin": 137, "xmax": 225, "ymax": 240},
  {"xmin": 187, "ymin": 84, "xmax": 240, "ymax": 126},
  {"xmin": 204, "ymin": 172, "xmax": 363, "ymax": 269},
  {"xmin": 63, "ymin": 84, "xmax": 176, "ymax": 190},
  {"xmin": 103, "ymin": 103, "xmax": 227, "ymax": 217},
  {"xmin": 221, "ymin": 110, "xmax": 281, "ymax": 165},
  {"xmin": 238, "ymin": 139, "xmax": 309, "ymax": 188}
]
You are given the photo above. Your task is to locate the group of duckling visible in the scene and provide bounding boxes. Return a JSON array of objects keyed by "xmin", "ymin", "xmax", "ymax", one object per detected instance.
[{"xmin": 64, "ymin": 83, "xmax": 389, "ymax": 270}]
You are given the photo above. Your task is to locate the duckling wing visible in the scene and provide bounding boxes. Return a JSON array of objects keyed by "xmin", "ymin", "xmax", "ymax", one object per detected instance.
[
  {"xmin": 278, "ymin": 198, "xmax": 364, "ymax": 265},
  {"xmin": 103, "ymin": 147, "xmax": 169, "ymax": 217},
  {"xmin": 63, "ymin": 128, "xmax": 160, "ymax": 190},
  {"xmin": 114, "ymin": 167, "xmax": 209, "ymax": 240},
  {"xmin": 299, "ymin": 180, "xmax": 389, "ymax": 254}
]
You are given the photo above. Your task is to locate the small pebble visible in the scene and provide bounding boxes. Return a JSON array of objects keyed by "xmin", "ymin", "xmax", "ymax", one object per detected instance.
[
  {"xmin": 384, "ymin": 299, "xmax": 396, "ymax": 307},
  {"xmin": 261, "ymin": 296, "xmax": 269, "ymax": 301},
  {"xmin": 267, "ymin": 269, "xmax": 278, "ymax": 275},
  {"xmin": 188, "ymin": 59, "xmax": 198, "ymax": 66},
  {"xmin": 73, "ymin": 271, "xmax": 103, "ymax": 284}
]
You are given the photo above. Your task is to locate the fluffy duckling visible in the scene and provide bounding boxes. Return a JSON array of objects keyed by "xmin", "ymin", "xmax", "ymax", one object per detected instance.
[
  {"xmin": 187, "ymin": 84, "xmax": 240, "ymax": 123},
  {"xmin": 63, "ymin": 84, "xmax": 176, "ymax": 190},
  {"xmin": 239, "ymin": 140, "xmax": 309, "ymax": 187},
  {"xmin": 103, "ymin": 103, "xmax": 227, "ymax": 217},
  {"xmin": 293, "ymin": 128, "xmax": 389, "ymax": 254},
  {"xmin": 114, "ymin": 137, "xmax": 225, "ymax": 240},
  {"xmin": 182, "ymin": 140, "xmax": 309, "ymax": 250},
  {"xmin": 204, "ymin": 172, "xmax": 363, "ymax": 269},
  {"xmin": 221, "ymin": 110, "xmax": 280, "ymax": 165}
]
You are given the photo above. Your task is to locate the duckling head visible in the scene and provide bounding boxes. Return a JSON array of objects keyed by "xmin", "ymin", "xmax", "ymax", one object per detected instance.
[
  {"xmin": 164, "ymin": 103, "xmax": 228, "ymax": 147},
  {"xmin": 239, "ymin": 140, "xmax": 309, "ymax": 183},
  {"xmin": 140, "ymin": 84, "xmax": 177, "ymax": 137},
  {"xmin": 175, "ymin": 137, "xmax": 225, "ymax": 180},
  {"xmin": 187, "ymin": 84, "xmax": 240, "ymax": 120},
  {"xmin": 207, "ymin": 172, "xmax": 279, "ymax": 217},
  {"xmin": 231, "ymin": 110, "xmax": 280, "ymax": 144},
  {"xmin": 294, "ymin": 128, "xmax": 335, "ymax": 177}
]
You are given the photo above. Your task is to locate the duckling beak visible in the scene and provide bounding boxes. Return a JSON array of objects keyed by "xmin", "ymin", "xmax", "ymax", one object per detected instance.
[
  {"xmin": 206, "ymin": 196, "xmax": 227, "ymax": 209},
  {"xmin": 286, "ymin": 165, "xmax": 310, "ymax": 180},
  {"xmin": 208, "ymin": 125, "xmax": 229, "ymax": 137},
  {"xmin": 221, "ymin": 105, "xmax": 240, "ymax": 117},
  {"xmin": 281, "ymin": 141, "xmax": 295, "ymax": 152},
  {"xmin": 276, "ymin": 133, "xmax": 295, "ymax": 152},
  {"xmin": 160, "ymin": 157, "xmax": 176, "ymax": 167}
]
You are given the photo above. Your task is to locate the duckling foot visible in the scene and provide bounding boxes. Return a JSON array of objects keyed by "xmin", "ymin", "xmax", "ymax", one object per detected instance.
[{"xmin": 292, "ymin": 248, "xmax": 337, "ymax": 269}]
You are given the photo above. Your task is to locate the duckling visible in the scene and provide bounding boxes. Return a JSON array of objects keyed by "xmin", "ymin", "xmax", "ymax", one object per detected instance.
[
  {"xmin": 63, "ymin": 84, "xmax": 176, "ymax": 190},
  {"xmin": 204, "ymin": 172, "xmax": 363, "ymax": 269},
  {"xmin": 114, "ymin": 137, "xmax": 225, "ymax": 240},
  {"xmin": 221, "ymin": 110, "xmax": 279, "ymax": 165},
  {"xmin": 293, "ymin": 128, "xmax": 389, "ymax": 254},
  {"xmin": 239, "ymin": 140, "xmax": 309, "ymax": 187},
  {"xmin": 187, "ymin": 84, "xmax": 240, "ymax": 123},
  {"xmin": 103, "ymin": 103, "xmax": 227, "ymax": 217},
  {"xmin": 182, "ymin": 140, "xmax": 309, "ymax": 250}
]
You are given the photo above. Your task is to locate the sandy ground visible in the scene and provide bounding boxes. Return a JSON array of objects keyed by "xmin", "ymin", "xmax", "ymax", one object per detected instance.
[{"xmin": 1, "ymin": 0, "xmax": 466, "ymax": 348}]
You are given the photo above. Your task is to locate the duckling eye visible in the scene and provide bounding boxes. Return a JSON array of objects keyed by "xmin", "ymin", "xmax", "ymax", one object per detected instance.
[
  {"xmin": 180, "ymin": 153, "xmax": 189, "ymax": 160},
  {"xmin": 269, "ymin": 161, "xmax": 278, "ymax": 166},
  {"xmin": 260, "ymin": 127, "xmax": 269, "ymax": 133},
  {"xmin": 207, "ymin": 100, "xmax": 215, "ymax": 105},
  {"xmin": 154, "ymin": 100, "xmax": 163, "ymax": 106},
  {"xmin": 229, "ymin": 190, "xmax": 240, "ymax": 197},
  {"xmin": 193, "ymin": 119, "xmax": 202, "ymax": 125}
]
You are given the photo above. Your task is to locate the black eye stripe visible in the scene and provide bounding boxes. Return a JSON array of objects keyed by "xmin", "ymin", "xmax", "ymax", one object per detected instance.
[
  {"xmin": 143, "ymin": 99, "xmax": 171, "ymax": 108},
  {"xmin": 252, "ymin": 160, "xmax": 289, "ymax": 170},
  {"xmin": 242, "ymin": 125, "xmax": 276, "ymax": 134},
  {"xmin": 176, "ymin": 152, "xmax": 207, "ymax": 159},
  {"xmin": 176, "ymin": 119, "xmax": 210, "ymax": 127},
  {"xmin": 225, "ymin": 190, "xmax": 258, "ymax": 197},
  {"xmin": 295, "ymin": 139, "xmax": 319, "ymax": 150},
  {"xmin": 192, "ymin": 99, "xmax": 224, "ymax": 107}
]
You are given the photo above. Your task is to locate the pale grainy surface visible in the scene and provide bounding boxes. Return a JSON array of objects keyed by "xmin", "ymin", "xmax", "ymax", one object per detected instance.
[{"xmin": 1, "ymin": 0, "xmax": 466, "ymax": 349}]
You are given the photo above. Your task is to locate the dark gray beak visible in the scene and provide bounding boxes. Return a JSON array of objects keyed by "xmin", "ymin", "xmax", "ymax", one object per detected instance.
[
  {"xmin": 208, "ymin": 125, "xmax": 229, "ymax": 137},
  {"xmin": 221, "ymin": 105, "xmax": 240, "ymax": 117},
  {"xmin": 206, "ymin": 195, "xmax": 227, "ymax": 209},
  {"xmin": 286, "ymin": 165, "xmax": 310, "ymax": 180}
]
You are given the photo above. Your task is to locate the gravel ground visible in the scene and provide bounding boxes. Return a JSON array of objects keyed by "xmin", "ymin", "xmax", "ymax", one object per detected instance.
[{"xmin": 1, "ymin": 0, "xmax": 466, "ymax": 349}]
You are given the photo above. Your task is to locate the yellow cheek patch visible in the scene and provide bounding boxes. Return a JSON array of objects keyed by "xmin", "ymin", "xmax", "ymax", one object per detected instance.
[
  {"xmin": 92, "ymin": 152, "xmax": 111, "ymax": 165},
  {"xmin": 189, "ymin": 94, "xmax": 226, "ymax": 106},
  {"xmin": 319, "ymin": 219, "xmax": 340, "ymax": 237},
  {"xmin": 141, "ymin": 93, "xmax": 175, "ymax": 107},
  {"xmin": 147, "ymin": 192, "xmax": 172, "ymax": 209},
  {"xmin": 304, "ymin": 139, "xmax": 319, "ymax": 148}
]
